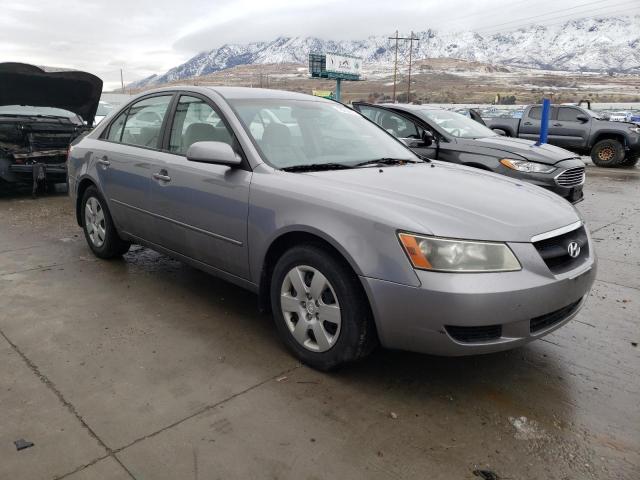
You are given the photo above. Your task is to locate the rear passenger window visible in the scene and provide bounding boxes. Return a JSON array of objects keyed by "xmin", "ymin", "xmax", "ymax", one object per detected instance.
[
  {"xmin": 169, "ymin": 95, "xmax": 234, "ymax": 155},
  {"xmin": 106, "ymin": 110, "xmax": 127, "ymax": 142},
  {"xmin": 558, "ymin": 108, "xmax": 582, "ymax": 122},
  {"xmin": 529, "ymin": 107, "xmax": 542, "ymax": 120},
  {"xmin": 120, "ymin": 95, "xmax": 172, "ymax": 149}
]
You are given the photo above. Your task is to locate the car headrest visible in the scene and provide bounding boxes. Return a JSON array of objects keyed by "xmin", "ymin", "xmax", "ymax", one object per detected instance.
[
  {"xmin": 262, "ymin": 123, "xmax": 291, "ymax": 147},
  {"xmin": 183, "ymin": 122, "xmax": 217, "ymax": 149}
]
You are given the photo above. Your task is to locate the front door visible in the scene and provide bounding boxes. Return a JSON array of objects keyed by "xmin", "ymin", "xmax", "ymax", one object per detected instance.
[
  {"xmin": 149, "ymin": 94, "xmax": 252, "ymax": 279},
  {"xmin": 549, "ymin": 106, "xmax": 590, "ymax": 149}
]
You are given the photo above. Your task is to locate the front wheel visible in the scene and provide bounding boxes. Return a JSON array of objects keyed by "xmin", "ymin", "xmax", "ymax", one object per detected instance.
[
  {"xmin": 591, "ymin": 139, "xmax": 625, "ymax": 167},
  {"xmin": 270, "ymin": 244, "xmax": 377, "ymax": 371},
  {"xmin": 81, "ymin": 186, "xmax": 130, "ymax": 259}
]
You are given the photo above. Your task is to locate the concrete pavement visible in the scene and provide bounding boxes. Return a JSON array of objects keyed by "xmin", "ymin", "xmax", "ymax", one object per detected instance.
[{"xmin": 0, "ymin": 165, "xmax": 638, "ymax": 479}]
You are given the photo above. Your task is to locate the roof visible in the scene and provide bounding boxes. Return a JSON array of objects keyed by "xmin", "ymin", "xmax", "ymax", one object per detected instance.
[
  {"xmin": 133, "ymin": 85, "xmax": 326, "ymax": 102},
  {"xmin": 379, "ymin": 103, "xmax": 442, "ymax": 112}
]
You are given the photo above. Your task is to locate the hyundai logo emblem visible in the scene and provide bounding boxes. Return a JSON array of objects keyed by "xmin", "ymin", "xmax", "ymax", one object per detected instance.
[{"xmin": 567, "ymin": 241, "xmax": 581, "ymax": 258}]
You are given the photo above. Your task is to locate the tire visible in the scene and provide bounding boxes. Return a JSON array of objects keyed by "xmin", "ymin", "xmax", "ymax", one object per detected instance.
[
  {"xmin": 590, "ymin": 139, "xmax": 625, "ymax": 167},
  {"xmin": 270, "ymin": 244, "xmax": 377, "ymax": 371},
  {"xmin": 81, "ymin": 186, "xmax": 130, "ymax": 259}
]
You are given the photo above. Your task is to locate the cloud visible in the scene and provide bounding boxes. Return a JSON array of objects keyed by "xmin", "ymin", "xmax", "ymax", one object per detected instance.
[{"xmin": 0, "ymin": 0, "xmax": 626, "ymax": 90}]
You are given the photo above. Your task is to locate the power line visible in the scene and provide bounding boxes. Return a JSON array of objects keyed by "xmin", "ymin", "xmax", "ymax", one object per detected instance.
[
  {"xmin": 476, "ymin": 1, "xmax": 638, "ymax": 33},
  {"xmin": 479, "ymin": 7, "xmax": 640, "ymax": 36},
  {"xmin": 475, "ymin": 0, "xmax": 614, "ymax": 31}
]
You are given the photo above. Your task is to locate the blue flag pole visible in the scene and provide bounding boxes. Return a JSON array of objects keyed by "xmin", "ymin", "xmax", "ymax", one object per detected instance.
[{"xmin": 536, "ymin": 98, "xmax": 551, "ymax": 146}]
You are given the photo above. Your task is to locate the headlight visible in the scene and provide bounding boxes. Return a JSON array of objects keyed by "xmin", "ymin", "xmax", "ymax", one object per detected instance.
[
  {"xmin": 629, "ymin": 126, "xmax": 640, "ymax": 134},
  {"xmin": 500, "ymin": 158, "xmax": 556, "ymax": 173},
  {"xmin": 398, "ymin": 233, "xmax": 521, "ymax": 272}
]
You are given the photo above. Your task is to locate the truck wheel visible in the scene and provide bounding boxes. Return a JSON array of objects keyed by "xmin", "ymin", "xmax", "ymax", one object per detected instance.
[
  {"xmin": 81, "ymin": 186, "xmax": 130, "ymax": 259},
  {"xmin": 591, "ymin": 139, "xmax": 625, "ymax": 167},
  {"xmin": 270, "ymin": 244, "xmax": 377, "ymax": 371}
]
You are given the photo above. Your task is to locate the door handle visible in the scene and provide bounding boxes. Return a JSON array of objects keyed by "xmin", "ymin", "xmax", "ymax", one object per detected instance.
[
  {"xmin": 153, "ymin": 172, "xmax": 171, "ymax": 182},
  {"xmin": 523, "ymin": 121, "xmax": 533, "ymax": 126},
  {"xmin": 552, "ymin": 123, "xmax": 562, "ymax": 126},
  {"xmin": 96, "ymin": 157, "xmax": 110, "ymax": 167}
]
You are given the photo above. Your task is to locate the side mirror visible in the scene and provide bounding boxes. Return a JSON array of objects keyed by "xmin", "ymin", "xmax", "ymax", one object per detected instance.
[
  {"xmin": 493, "ymin": 128, "xmax": 507, "ymax": 136},
  {"xmin": 186, "ymin": 141, "xmax": 242, "ymax": 166},
  {"xmin": 575, "ymin": 114, "xmax": 589, "ymax": 123},
  {"xmin": 421, "ymin": 130, "xmax": 433, "ymax": 147}
]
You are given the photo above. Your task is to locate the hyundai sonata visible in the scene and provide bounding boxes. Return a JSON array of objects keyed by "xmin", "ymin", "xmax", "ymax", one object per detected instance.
[{"xmin": 68, "ymin": 87, "xmax": 596, "ymax": 370}]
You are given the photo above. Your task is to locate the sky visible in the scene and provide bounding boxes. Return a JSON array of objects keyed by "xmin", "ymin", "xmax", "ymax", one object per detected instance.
[{"xmin": 1, "ymin": 0, "xmax": 636, "ymax": 90}]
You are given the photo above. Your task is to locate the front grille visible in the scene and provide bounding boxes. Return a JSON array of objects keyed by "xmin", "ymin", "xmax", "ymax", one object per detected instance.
[
  {"xmin": 556, "ymin": 166, "xmax": 585, "ymax": 187},
  {"xmin": 28, "ymin": 132, "xmax": 74, "ymax": 150},
  {"xmin": 530, "ymin": 299, "xmax": 582, "ymax": 333},
  {"xmin": 445, "ymin": 324, "xmax": 502, "ymax": 343},
  {"xmin": 533, "ymin": 225, "xmax": 589, "ymax": 274}
]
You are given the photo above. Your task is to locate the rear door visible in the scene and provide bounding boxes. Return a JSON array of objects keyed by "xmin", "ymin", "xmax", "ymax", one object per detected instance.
[
  {"xmin": 95, "ymin": 94, "xmax": 174, "ymax": 240},
  {"xmin": 148, "ymin": 93, "xmax": 252, "ymax": 279},
  {"xmin": 549, "ymin": 106, "xmax": 590, "ymax": 149},
  {"xmin": 518, "ymin": 106, "xmax": 542, "ymax": 141}
]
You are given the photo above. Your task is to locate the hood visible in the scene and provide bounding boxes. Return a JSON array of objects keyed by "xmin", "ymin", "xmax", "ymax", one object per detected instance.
[
  {"xmin": 456, "ymin": 136, "xmax": 577, "ymax": 165},
  {"xmin": 298, "ymin": 162, "xmax": 579, "ymax": 242},
  {"xmin": 0, "ymin": 63, "xmax": 102, "ymax": 125}
]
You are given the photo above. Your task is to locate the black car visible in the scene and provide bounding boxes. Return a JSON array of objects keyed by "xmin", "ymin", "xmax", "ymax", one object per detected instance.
[
  {"xmin": 0, "ymin": 63, "xmax": 102, "ymax": 191},
  {"xmin": 483, "ymin": 104, "xmax": 640, "ymax": 168},
  {"xmin": 353, "ymin": 103, "xmax": 586, "ymax": 203}
]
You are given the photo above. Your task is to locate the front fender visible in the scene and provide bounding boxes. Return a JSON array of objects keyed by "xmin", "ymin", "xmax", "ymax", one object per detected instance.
[{"xmin": 247, "ymin": 173, "xmax": 421, "ymax": 288}]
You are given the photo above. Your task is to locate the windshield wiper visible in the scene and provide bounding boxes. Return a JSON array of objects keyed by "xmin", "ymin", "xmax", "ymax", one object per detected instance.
[
  {"xmin": 281, "ymin": 162, "xmax": 354, "ymax": 172},
  {"xmin": 354, "ymin": 157, "xmax": 425, "ymax": 167}
]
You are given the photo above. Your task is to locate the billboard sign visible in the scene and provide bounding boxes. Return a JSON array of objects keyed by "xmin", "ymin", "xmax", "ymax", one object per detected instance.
[{"xmin": 325, "ymin": 54, "xmax": 361, "ymax": 77}]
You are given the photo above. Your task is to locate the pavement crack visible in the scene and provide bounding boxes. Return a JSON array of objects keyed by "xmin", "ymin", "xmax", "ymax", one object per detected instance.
[
  {"xmin": 52, "ymin": 454, "xmax": 110, "ymax": 480},
  {"xmin": 0, "ymin": 328, "xmax": 137, "ymax": 480},
  {"xmin": 113, "ymin": 364, "xmax": 302, "ymax": 454},
  {"xmin": 596, "ymin": 278, "xmax": 640, "ymax": 292}
]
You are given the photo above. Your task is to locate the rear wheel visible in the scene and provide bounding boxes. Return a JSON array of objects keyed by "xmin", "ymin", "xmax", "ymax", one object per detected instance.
[
  {"xmin": 270, "ymin": 244, "xmax": 377, "ymax": 370},
  {"xmin": 81, "ymin": 186, "xmax": 130, "ymax": 259},
  {"xmin": 591, "ymin": 139, "xmax": 625, "ymax": 167}
]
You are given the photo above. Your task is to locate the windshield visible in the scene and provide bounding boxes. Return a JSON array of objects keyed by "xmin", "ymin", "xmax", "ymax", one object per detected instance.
[
  {"xmin": 417, "ymin": 109, "xmax": 497, "ymax": 138},
  {"xmin": 229, "ymin": 99, "xmax": 416, "ymax": 169},
  {"xmin": 0, "ymin": 105, "xmax": 81, "ymax": 122}
]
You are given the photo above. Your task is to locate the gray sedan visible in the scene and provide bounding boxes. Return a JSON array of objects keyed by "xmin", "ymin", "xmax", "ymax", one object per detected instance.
[{"xmin": 68, "ymin": 87, "xmax": 596, "ymax": 370}]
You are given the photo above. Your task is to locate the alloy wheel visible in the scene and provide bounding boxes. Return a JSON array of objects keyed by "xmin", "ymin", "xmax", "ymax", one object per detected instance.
[
  {"xmin": 280, "ymin": 265, "xmax": 342, "ymax": 352},
  {"xmin": 598, "ymin": 146, "xmax": 615, "ymax": 162},
  {"xmin": 84, "ymin": 197, "xmax": 106, "ymax": 248}
]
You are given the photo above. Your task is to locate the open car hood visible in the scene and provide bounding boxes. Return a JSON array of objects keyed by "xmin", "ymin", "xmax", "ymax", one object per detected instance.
[{"xmin": 0, "ymin": 63, "xmax": 102, "ymax": 125}]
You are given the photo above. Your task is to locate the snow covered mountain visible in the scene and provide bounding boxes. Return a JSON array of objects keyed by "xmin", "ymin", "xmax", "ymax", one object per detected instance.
[{"xmin": 131, "ymin": 15, "xmax": 640, "ymax": 88}]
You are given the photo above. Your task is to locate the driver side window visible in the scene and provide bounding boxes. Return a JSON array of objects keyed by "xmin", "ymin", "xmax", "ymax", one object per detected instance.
[
  {"xmin": 168, "ymin": 95, "xmax": 235, "ymax": 155},
  {"xmin": 359, "ymin": 106, "xmax": 420, "ymax": 139}
]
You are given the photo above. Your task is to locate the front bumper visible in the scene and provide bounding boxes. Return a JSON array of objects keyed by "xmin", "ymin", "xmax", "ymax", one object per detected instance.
[
  {"xmin": 360, "ymin": 239, "xmax": 596, "ymax": 356},
  {"xmin": 1, "ymin": 162, "xmax": 68, "ymax": 184}
]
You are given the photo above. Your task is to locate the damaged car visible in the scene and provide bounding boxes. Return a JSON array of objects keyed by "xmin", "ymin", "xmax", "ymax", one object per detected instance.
[{"xmin": 0, "ymin": 63, "xmax": 102, "ymax": 192}]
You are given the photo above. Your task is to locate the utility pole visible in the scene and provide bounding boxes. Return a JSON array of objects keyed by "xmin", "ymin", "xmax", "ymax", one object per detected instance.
[
  {"xmin": 389, "ymin": 31, "xmax": 399, "ymax": 103},
  {"xmin": 388, "ymin": 31, "xmax": 419, "ymax": 103},
  {"xmin": 407, "ymin": 31, "xmax": 418, "ymax": 103},
  {"xmin": 120, "ymin": 69, "xmax": 124, "ymax": 93}
]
